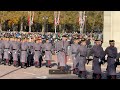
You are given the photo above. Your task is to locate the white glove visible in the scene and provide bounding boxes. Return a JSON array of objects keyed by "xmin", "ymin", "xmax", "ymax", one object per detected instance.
[
  {"xmin": 99, "ymin": 59, "xmax": 101, "ymax": 62},
  {"xmin": 74, "ymin": 57, "xmax": 76, "ymax": 60}
]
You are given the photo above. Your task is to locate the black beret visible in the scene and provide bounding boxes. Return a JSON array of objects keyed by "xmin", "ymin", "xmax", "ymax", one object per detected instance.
[
  {"xmin": 95, "ymin": 39, "xmax": 101, "ymax": 41},
  {"xmin": 109, "ymin": 40, "xmax": 115, "ymax": 42},
  {"xmin": 73, "ymin": 37, "xmax": 79, "ymax": 40},
  {"xmin": 62, "ymin": 35, "xmax": 67, "ymax": 37}
]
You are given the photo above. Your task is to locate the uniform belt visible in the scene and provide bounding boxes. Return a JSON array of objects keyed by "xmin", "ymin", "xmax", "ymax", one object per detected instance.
[
  {"xmin": 59, "ymin": 49, "xmax": 65, "ymax": 51},
  {"xmin": 46, "ymin": 50, "xmax": 51, "ymax": 51},
  {"xmin": 72, "ymin": 52, "xmax": 77, "ymax": 54},
  {"xmin": 80, "ymin": 55, "xmax": 85, "ymax": 57},
  {"xmin": 108, "ymin": 56, "xmax": 114, "ymax": 58},
  {"xmin": 5, "ymin": 48, "xmax": 9, "ymax": 49},
  {"xmin": 21, "ymin": 50, "xmax": 27, "ymax": 51},
  {"xmin": 35, "ymin": 50, "xmax": 40, "ymax": 51},
  {"xmin": 13, "ymin": 49, "xmax": 17, "ymax": 50},
  {"xmin": 94, "ymin": 56, "xmax": 99, "ymax": 58}
]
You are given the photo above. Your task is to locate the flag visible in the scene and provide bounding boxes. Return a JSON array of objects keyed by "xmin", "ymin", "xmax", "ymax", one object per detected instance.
[
  {"xmin": 82, "ymin": 11, "xmax": 86, "ymax": 27},
  {"xmin": 57, "ymin": 11, "xmax": 60, "ymax": 25},
  {"xmin": 54, "ymin": 11, "xmax": 57, "ymax": 26},
  {"xmin": 31, "ymin": 11, "xmax": 34, "ymax": 25},
  {"xmin": 78, "ymin": 11, "xmax": 82, "ymax": 25},
  {"xmin": 78, "ymin": 11, "xmax": 86, "ymax": 27},
  {"xmin": 28, "ymin": 11, "xmax": 31, "ymax": 26},
  {"xmin": 78, "ymin": 13, "xmax": 81, "ymax": 25}
]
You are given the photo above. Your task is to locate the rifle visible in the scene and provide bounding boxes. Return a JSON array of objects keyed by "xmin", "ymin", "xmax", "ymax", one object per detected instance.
[
  {"xmin": 114, "ymin": 59, "xmax": 120, "ymax": 68},
  {"xmin": 86, "ymin": 56, "xmax": 93, "ymax": 65}
]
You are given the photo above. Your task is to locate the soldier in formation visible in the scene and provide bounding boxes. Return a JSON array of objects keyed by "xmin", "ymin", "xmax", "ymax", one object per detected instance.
[
  {"xmin": 105, "ymin": 40, "xmax": 118, "ymax": 79},
  {"xmin": 0, "ymin": 32, "xmax": 119, "ymax": 79}
]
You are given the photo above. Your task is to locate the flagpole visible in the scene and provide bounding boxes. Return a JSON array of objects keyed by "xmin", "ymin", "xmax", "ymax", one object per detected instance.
[
  {"xmin": 79, "ymin": 11, "xmax": 82, "ymax": 34},
  {"xmin": 54, "ymin": 11, "xmax": 57, "ymax": 34},
  {"xmin": 55, "ymin": 25, "xmax": 56, "ymax": 34},
  {"xmin": 82, "ymin": 11, "xmax": 85, "ymax": 34},
  {"xmin": 29, "ymin": 11, "xmax": 31, "ymax": 32}
]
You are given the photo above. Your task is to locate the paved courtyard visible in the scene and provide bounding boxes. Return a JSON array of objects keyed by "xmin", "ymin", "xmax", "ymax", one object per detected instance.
[{"xmin": 0, "ymin": 55, "xmax": 120, "ymax": 79}]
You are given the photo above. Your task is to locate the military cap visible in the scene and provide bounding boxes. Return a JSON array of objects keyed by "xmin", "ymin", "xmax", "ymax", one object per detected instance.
[
  {"xmin": 81, "ymin": 38, "xmax": 86, "ymax": 42},
  {"xmin": 109, "ymin": 40, "xmax": 115, "ymax": 42},
  {"xmin": 62, "ymin": 34, "xmax": 67, "ymax": 37},
  {"xmin": 95, "ymin": 39, "xmax": 101, "ymax": 41},
  {"xmin": 46, "ymin": 38, "xmax": 49, "ymax": 40},
  {"xmin": 73, "ymin": 37, "xmax": 79, "ymax": 40}
]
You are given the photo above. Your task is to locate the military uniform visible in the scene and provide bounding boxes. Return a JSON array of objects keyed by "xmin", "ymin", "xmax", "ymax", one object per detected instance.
[
  {"xmin": 27, "ymin": 38, "xmax": 35, "ymax": 67},
  {"xmin": 70, "ymin": 37, "xmax": 80, "ymax": 74},
  {"xmin": 20, "ymin": 38, "xmax": 29, "ymax": 68},
  {"xmin": 17, "ymin": 38, "xmax": 21, "ymax": 66},
  {"xmin": 105, "ymin": 40, "xmax": 117, "ymax": 79},
  {"xmin": 75, "ymin": 39, "xmax": 88, "ymax": 78},
  {"xmin": 55, "ymin": 35, "xmax": 69, "ymax": 70},
  {"xmin": 3, "ymin": 37, "xmax": 12, "ymax": 65},
  {"xmin": 89, "ymin": 40, "xmax": 105, "ymax": 79},
  {"xmin": 0, "ymin": 38, "xmax": 4, "ymax": 64},
  {"xmin": 9, "ymin": 37, "xmax": 14, "ymax": 65},
  {"xmin": 33, "ymin": 38, "xmax": 43, "ymax": 68},
  {"xmin": 11, "ymin": 38, "xmax": 20, "ymax": 67},
  {"xmin": 42, "ymin": 38, "xmax": 53, "ymax": 68}
]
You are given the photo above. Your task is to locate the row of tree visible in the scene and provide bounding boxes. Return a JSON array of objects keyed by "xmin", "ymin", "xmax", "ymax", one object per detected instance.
[{"xmin": 0, "ymin": 11, "xmax": 103, "ymax": 32}]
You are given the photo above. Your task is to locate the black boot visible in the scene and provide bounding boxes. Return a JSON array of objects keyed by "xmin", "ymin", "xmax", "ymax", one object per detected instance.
[
  {"xmin": 23, "ymin": 65, "xmax": 27, "ymax": 69},
  {"xmin": 107, "ymin": 75, "xmax": 111, "ymax": 79},
  {"xmin": 49, "ymin": 65, "xmax": 52, "ymax": 68},
  {"xmin": 73, "ymin": 68, "xmax": 77, "ymax": 74},
  {"xmin": 111, "ymin": 75, "xmax": 116, "ymax": 79},
  {"xmin": 92, "ymin": 73, "xmax": 96, "ymax": 79},
  {"xmin": 57, "ymin": 63, "xmax": 60, "ymax": 69},
  {"xmin": 0, "ymin": 59, "xmax": 2, "ymax": 65},
  {"xmin": 60, "ymin": 66, "xmax": 65, "ymax": 71},
  {"xmin": 73, "ymin": 69, "xmax": 76, "ymax": 74},
  {"xmin": 39, "ymin": 59, "xmax": 42, "ymax": 68},
  {"xmin": 8, "ymin": 61, "xmax": 11, "ymax": 66},
  {"xmin": 96, "ymin": 74, "xmax": 101, "ymax": 79},
  {"xmin": 3, "ymin": 59, "xmax": 6, "ymax": 65},
  {"xmin": 14, "ymin": 61, "xmax": 19, "ymax": 67},
  {"xmin": 23, "ymin": 63, "xmax": 27, "ymax": 69},
  {"xmin": 21, "ymin": 62, "xmax": 25, "ymax": 68},
  {"xmin": 78, "ymin": 71, "xmax": 82, "ymax": 78},
  {"xmin": 35, "ymin": 62, "xmax": 40, "ymax": 68}
]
